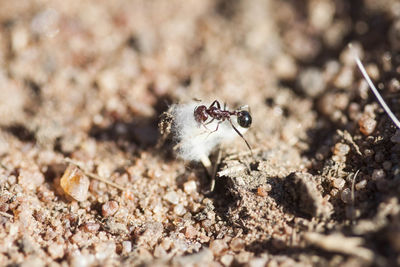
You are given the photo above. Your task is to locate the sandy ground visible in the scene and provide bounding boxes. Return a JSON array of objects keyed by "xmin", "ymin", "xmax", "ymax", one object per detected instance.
[{"xmin": 1, "ymin": 0, "xmax": 400, "ymax": 266}]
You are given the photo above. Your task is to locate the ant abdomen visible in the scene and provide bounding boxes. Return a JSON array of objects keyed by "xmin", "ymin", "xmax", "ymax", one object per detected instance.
[{"xmin": 237, "ymin": 111, "xmax": 252, "ymax": 128}]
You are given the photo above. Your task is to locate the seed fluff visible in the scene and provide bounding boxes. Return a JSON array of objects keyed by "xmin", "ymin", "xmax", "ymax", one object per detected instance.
[{"xmin": 171, "ymin": 101, "xmax": 251, "ymax": 162}]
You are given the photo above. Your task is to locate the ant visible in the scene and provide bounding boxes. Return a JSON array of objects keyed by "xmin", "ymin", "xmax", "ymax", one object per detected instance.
[{"xmin": 194, "ymin": 100, "xmax": 253, "ymax": 152}]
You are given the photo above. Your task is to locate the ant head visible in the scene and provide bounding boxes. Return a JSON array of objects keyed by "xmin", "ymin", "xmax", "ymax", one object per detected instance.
[
  {"xmin": 237, "ymin": 110, "xmax": 252, "ymax": 128},
  {"xmin": 194, "ymin": 105, "xmax": 208, "ymax": 123}
]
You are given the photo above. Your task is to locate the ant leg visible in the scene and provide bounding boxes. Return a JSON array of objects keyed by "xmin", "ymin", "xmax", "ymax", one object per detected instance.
[
  {"xmin": 223, "ymin": 102, "xmax": 226, "ymax": 111},
  {"xmin": 204, "ymin": 118, "xmax": 215, "ymax": 126},
  {"xmin": 228, "ymin": 118, "xmax": 253, "ymax": 154},
  {"xmin": 200, "ymin": 118, "xmax": 215, "ymax": 132},
  {"xmin": 205, "ymin": 120, "xmax": 222, "ymax": 139},
  {"xmin": 209, "ymin": 100, "xmax": 221, "ymax": 110}
]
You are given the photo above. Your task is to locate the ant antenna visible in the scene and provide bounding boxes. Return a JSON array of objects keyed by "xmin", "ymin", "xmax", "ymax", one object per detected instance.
[{"xmin": 228, "ymin": 118, "xmax": 253, "ymax": 155}]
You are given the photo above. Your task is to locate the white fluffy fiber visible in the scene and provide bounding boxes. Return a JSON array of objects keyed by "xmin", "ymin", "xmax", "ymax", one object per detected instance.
[{"xmin": 171, "ymin": 101, "xmax": 249, "ymax": 161}]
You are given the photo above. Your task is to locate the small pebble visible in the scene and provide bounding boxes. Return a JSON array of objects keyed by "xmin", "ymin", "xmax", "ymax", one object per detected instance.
[
  {"xmin": 164, "ymin": 191, "xmax": 179, "ymax": 204},
  {"xmin": 308, "ymin": 0, "xmax": 335, "ymax": 31},
  {"xmin": 184, "ymin": 225, "xmax": 198, "ymax": 239},
  {"xmin": 249, "ymin": 257, "xmax": 268, "ymax": 267},
  {"xmin": 0, "ymin": 202, "xmax": 9, "ymax": 212},
  {"xmin": 332, "ymin": 178, "xmax": 346, "ymax": 190},
  {"xmin": 348, "ymin": 102, "xmax": 361, "ymax": 121},
  {"xmin": 257, "ymin": 185, "xmax": 269, "ymax": 197},
  {"xmin": 209, "ymin": 239, "xmax": 228, "ymax": 256},
  {"xmin": 230, "ymin": 237, "xmax": 245, "ymax": 252},
  {"xmin": 102, "ymin": 200, "xmax": 119, "ymax": 217},
  {"xmin": 372, "ymin": 169, "xmax": 386, "ymax": 180},
  {"xmin": 60, "ymin": 165, "xmax": 90, "ymax": 202},
  {"xmin": 340, "ymin": 188, "xmax": 352, "ymax": 203},
  {"xmin": 364, "ymin": 149, "xmax": 374, "ymax": 157},
  {"xmin": 47, "ymin": 242, "xmax": 64, "ymax": 259},
  {"xmin": 365, "ymin": 64, "xmax": 380, "ymax": 80},
  {"xmin": 183, "ymin": 180, "xmax": 197, "ymax": 194},
  {"xmin": 355, "ymin": 180, "xmax": 367, "ymax": 190},
  {"xmin": 330, "ymin": 188, "xmax": 339, "ymax": 197},
  {"xmin": 273, "ymin": 54, "xmax": 297, "ymax": 80},
  {"xmin": 18, "ymin": 168, "xmax": 45, "ymax": 191},
  {"xmin": 221, "ymin": 254, "xmax": 234, "ymax": 266},
  {"xmin": 121, "ymin": 241, "xmax": 132, "ymax": 254},
  {"xmin": 333, "ymin": 143, "xmax": 350, "ymax": 156},
  {"xmin": 299, "ymin": 68, "xmax": 326, "ymax": 97},
  {"xmin": 236, "ymin": 251, "xmax": 253, "ymax": 263},
  {"xmin": 161, "ymin": 238, "xmax": 172, "ymax": 251},
  {"xmin": 154, "ymin": 245, "xmax": 167, "ymax": 258},
  {"xmin": 173, "ymin": 204, "xmax": 186, "ymax": 216},
  {"xmin": 358, "ymin": 114, "xmax": 376, "ymax": 135},
  {"xmin": 334, "ymin": 66, "xmax": 353, "ymax": 89},
  {"xmin": 83, "ymin": 222, "xmax": 100, "ymax": 233},
  {"xmin": 388, "ymin": 78, "xmax": 400, "ymax": 93},
  {"xmin": 70, "ymin": 231, "xmax": 86, "ymax": 246}
]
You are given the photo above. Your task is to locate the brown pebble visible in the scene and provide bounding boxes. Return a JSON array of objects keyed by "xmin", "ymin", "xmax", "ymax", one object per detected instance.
[
  {"xmin": 230, "ymin": 237, "xmax": 245, "ymax": 252},
  {"xmin": 124, "ymin": 190, "xmax": 134, "ymax": 201},
  {"xmin": 355, "ymin": 180, "xmax": 367, "ymax": 190},
  {"xmin": 358, "ymin": 114, "xmax": 376, "ymax": 135},
  {"xmin": 332, "ymin": 178, "xmax": 346, "ymax": 190},
  {"xmin": 102, "ymin": 201, "xmax": 119, "ymax": 217},
  {"xmin": 199, "ymin": 233, "xmax": 210, "ymax": 243},
  {"xmin": 47, "ymin": 242, "xmax": 65, "ymax": 259},
  {"xmin": 70, "ymin": 231, "xmax": 85, "ymax": 245},
  {"xmin": 83, "ymin": 222, "xmax": 100, "ymax": 233},
  {"xmin": 184, "ymin": 225, "xmax": 198, "ymax": 239},
  {"xmin": 257, "ymin": 186, "xmax": 268, "ymax": 197},
  {"xmin": 0, "ymin": 202, "xmax": 9, "ymax": 212},
  {"xmin": 333, "ymin": 143, "xmax": 350, "ymax": 156},
  {"xmin": 209, "ymin": 239, "xmax": 228, "ymax": 256},
  {"xmin": 330, "ymin": 188, "xmax": 339, "ymax": 197},
  {"xmin": 60, "ymin": 165, "xmax": 90, "ymax": 202}
]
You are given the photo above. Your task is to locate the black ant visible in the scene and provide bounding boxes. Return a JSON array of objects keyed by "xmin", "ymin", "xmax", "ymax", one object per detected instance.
[{"xmin": 194, "ymin": 100, "xmax": 252, "ymax": 152}]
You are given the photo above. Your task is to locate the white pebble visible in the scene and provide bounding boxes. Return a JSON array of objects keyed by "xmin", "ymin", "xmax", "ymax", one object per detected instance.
[
  {"xmin": 122, "ymin": 241, "xmax": 132, "ymax": 254},
  {"xmin": 341, "ymin": 188, "xmax": 352, "ymax": 203},
  {"xmin": 332, "ymin": 178, "xmax": 346, "ymax": 189},
  {"xmin": 173, "ymin": 204, "xmax": 186, "ymax": 216},
  {"xmin": 355, "ymin": 180, "xmax": 367, "ymax": 190},
  {"xmin": 183, "ymin": 180, "xmax": 197, "ymax": 194},
  {"xmin": 164, "ymin": 191, "xmax": 179, "ymax": 205},
  {"xmin": 372, "ymin": 169, "xmax": 386, "ymax": 180}
]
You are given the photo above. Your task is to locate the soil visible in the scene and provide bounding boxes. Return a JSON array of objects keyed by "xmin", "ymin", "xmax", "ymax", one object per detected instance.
[{"xmin": 1, "ymin": 0, "xmax": 400, "ymax": 266}]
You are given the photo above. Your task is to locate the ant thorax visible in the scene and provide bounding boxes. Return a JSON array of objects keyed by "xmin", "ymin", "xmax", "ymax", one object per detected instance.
[{"xmin": 171, "ymin": 101, "xmax": 251, "ymax": 161}]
